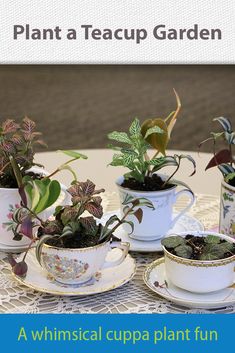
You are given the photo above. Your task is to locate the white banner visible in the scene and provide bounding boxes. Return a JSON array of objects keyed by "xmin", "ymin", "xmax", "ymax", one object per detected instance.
[{"xmin": 0, "ymin": 0, "xmax": 234, "ymax": 64}]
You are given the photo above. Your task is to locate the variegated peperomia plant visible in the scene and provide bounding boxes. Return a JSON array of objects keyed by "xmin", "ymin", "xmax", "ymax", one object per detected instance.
[
  {"xmin": 108, "ymin": 90, "xmax": 196, "ymax": 190},
  {"xmin": 9, "ymin": 179, "xmax": 154, "ymax": 277},
  {"xmin": 200, "ymin": 117, "xmax": 235, "ymax": 185}
]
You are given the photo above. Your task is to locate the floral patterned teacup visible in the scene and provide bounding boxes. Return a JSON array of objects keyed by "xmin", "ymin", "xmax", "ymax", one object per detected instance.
[
  {"xmin": 39, "ymin": 240, "xmax": 130, "ymax": 285},
  {"xmin": 219, "ymin": 179, "xmax": 235, "ymax": 237}
]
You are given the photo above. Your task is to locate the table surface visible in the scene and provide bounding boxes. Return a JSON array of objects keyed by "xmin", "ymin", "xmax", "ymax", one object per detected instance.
[{"xmin": 35, "ymin": 149, "xmax": 221, "ymax": 196}]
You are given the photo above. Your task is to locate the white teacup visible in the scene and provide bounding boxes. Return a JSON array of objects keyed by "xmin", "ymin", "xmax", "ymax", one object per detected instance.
[
  {"xmin": 0, "ymin": 167, "xmax": 71, "ymax": 247},
  {"xmin": 116, "ymin": 176, "xmax": 195, "ymax": 241},
  {"xmin": 163, "ymin": 231, "xmax": 235, "ymax": 293},
  {"xmin": 39, "ymin": 240, "xmax": 130, "ymax": 285}
]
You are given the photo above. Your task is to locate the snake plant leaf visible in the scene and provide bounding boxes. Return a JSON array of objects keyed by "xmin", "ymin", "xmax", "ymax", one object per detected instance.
[
  {"xmin": 141, "ymin": 118, "xmax": 168, "ymax": 155},
  {"xmin": 59, "ymin": 150, "xmax": 88, "ymax": 160},
  {"xmin": 213, "ymin": 117, "xmax": 232, "ymax": 133}
]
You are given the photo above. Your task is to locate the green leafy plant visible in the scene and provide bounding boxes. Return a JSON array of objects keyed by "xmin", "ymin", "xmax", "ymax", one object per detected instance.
[
  {"xmin": 9, "ymin": 179, "xmax": 154, "ymax": 277},
  {"xmin": 200, "ymin": 117, "xmax": 235, "ymax": 185},
  {"xmin": 161, "ymin": 234, "xmax": 235, "ymax": 260},
  {"xmin": 108, "ymin": 90, "xmax": 196, "ymax": 189}
]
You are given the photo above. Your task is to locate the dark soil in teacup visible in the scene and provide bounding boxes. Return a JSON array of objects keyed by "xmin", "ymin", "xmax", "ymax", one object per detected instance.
[
  {"xmin": 0, "ymin": 171, "xmax": 43, "ymax": 188},
  {"xmin": 228, "ymin": 176, "xmax": 235, "ymax": 187},
  {"xmin": 121, "ymin": 174, "xmax": 174, "ymax": 191}
]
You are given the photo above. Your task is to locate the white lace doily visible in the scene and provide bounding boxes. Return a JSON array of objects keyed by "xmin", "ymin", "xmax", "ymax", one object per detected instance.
[{"xmin": 0, "ymin": 193, "xmax": 234, "ymax": 314}]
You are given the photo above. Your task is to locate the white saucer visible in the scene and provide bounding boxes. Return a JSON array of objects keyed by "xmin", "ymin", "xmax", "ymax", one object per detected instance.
[
  {"xmin": 143, "ymin": 258, "xmax": 235, "ymax": 309},
  {"xmin": 0, "ymin": 241, "xmax": 31, "ymax": 254},
  {"xmin": 12, "ymin": 249, "xmax": 136, "ymax": 296},
  {"xmin": 101, "ymin": 211, "xmax": 204, "ymax": 252}
]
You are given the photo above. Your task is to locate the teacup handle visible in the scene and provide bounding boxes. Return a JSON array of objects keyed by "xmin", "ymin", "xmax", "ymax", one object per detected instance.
[
  {"xmin": 170, "ymin": 189, "xmax": 195, "ymax": 228},
  {"xmin": 102, "ymin": 241, "xmax": 130, "ymax": 269}
]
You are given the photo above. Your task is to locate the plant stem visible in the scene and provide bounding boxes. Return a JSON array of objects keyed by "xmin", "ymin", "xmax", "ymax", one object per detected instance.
[
  {"xmin": 162, "ymin": 160, "xmax": 180, "ymax": 188},
  {"xmin": 22, "ymin": 237, "xmax": 38, "ymax": 262},
  {"xmin": 110, "ymin": 204, "xmax": 135, "ymax": 234},
  {"xmin": 9, "ymin": 156, "xmax": 23, "ymax": 188}
]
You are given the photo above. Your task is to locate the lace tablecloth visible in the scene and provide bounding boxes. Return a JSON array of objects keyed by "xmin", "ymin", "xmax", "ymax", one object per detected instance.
[{"xmin": 0, "ymin": 193, "xmax": 234, "ymax": 314}]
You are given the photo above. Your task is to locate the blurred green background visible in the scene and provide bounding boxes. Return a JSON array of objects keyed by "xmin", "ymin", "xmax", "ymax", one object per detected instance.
[{"xmin": 0, "ymin": 65, "xmax": 234, "ymax": 152}]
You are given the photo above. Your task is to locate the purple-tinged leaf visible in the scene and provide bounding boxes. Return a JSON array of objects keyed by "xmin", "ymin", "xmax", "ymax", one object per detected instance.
[
  {"xmin": 85, "ymin": 202, "xmax": 103, "ymax": 219},
  {"xmin": 2, "ymin": 119, "xmax": 19, "ymax": 134},
  {"xmin": 18, "ymin": 186, "xmax": 28, "ymax": 207},
  {"xmin": 7, "ymin": 254, "xmax": 16, "ymax": 267},
  {"xmin": 12, "ymin": 261, "xmax": 28, "ymax": 277},
  {"xmin": 20, "ymin": 216, "xmax": 33, "ymax": 239},
  {"xmin": 133, "ymin": 208, "xmax": 143, "ymax": 223},
  {"xmin": 205, "ymin": 149, "xmax": 232, "ymax": 170}
]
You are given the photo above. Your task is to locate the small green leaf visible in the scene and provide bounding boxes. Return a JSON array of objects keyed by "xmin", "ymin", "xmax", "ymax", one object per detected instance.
[
  {"xmin": 144, "ymin": 126, "xmax": 164, "ymax": 139},
  {"xmin": 204, "ymin": 235, "xmax": 220, "ymax": 244},
  {"xmin": 175, "ymin": 245, "xmax": 192, "ymax": 259},
  {"xmin": 108, "ymin": 131, "xmax": 132, "ymax": 144},
  {"xmin": 129, "ymin": 118, "xmax": 141, "ymax": 136},
  {"xmin": 161, "ymin": 236, "xmax": 185, "ymax": 248},
  {"xmin": 199, "ymin": 244, "xmax": 225, "ymax": 260},
  {"xmin": 59, "ymin": 150, "xmax": 88, "ymax": 159}
]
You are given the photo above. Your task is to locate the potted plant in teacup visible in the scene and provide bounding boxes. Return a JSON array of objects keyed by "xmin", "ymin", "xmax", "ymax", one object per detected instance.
[
  {"xmin": 0, "ymin": 117, "xmax": 86, "ymax": 248},
  {"xmin": 161, "ymin": 231, "xmax": 235, "ymax": 293},
  {"xmin": 107, "ymin": 90, "xmax": 196, "ymax": 241},
  {"xmin": 200, "ymin": 117, "xmax": 235, "ymax": 237},
  {"xmin": 8, "ymin": 179, "xmax": 153, "ymax": 282}
]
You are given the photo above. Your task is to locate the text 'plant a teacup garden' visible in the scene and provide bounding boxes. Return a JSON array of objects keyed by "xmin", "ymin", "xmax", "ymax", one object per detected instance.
[
  {"xmin": 0, "ymin": 117, "xmax": 87, "ymax": 247},
  {"xmin": 8, "ymin": 174, "xmax": 153, "ymax": 284},
  {"xmin": 108, "ymin": 90, "xmax": 196, "ymax": 241},
  {"xmin": 200, "ymin": 117, "xmax": 235, "ymax": 237},
  {"xmin": 161, "ymin": 232, "xmax": 235, "ymax": 293}
]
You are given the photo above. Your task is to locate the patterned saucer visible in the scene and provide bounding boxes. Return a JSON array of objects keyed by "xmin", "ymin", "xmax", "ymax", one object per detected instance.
[
  {"xmin": 12, "ymin": 249, "xmax": 136, "ymax": 296},
  {"xmin": 101, "ymin": 211, "xmax": 204, "ymax": 252},
  {"xmin": 143, "ymin": 258, "xmax": 235, "ymax": 309}
]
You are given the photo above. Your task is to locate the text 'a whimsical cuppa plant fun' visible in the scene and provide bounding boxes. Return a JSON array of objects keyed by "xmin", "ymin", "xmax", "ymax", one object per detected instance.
[
  {"xmin": 108, "ymin": 90, "xmax": 196, "ymax": 190},
  {"xmin": 200, "ymin": 117, "xmax": 235, "ymax": 186},
  {"xmin": 9, "ymin": 178, "xmax": 154, "ymax": 277}
]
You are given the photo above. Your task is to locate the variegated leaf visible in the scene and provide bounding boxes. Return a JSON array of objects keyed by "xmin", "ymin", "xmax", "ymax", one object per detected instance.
[
  {"xmin": 129, "ymin": 118, "xmax": 141, "ymax": 136},
  {"xmin": 108, "ymin": 131, "xmax": 132, "ymax": 144},
  {"xmin": 213, "ymin": 117, "xmax": 232, "ymax": 133}
]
